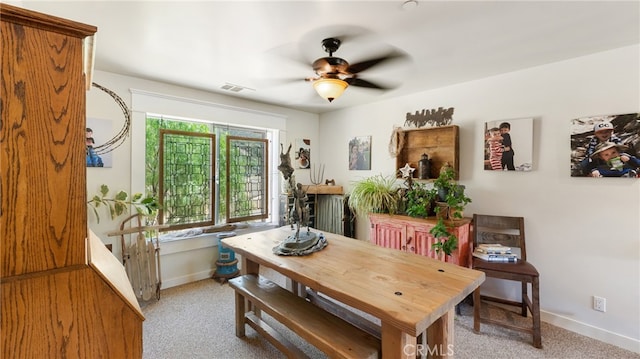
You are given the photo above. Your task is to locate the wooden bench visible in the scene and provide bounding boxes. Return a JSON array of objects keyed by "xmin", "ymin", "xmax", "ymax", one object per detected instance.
[{"xmin": 228, "ymin": 274, "xmax": 381, "ymax": 359}]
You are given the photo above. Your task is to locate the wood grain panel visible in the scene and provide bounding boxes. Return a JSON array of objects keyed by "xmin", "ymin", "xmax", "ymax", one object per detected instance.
[
  {"xmin": 1, "ymin": 10, "xmax": 88, "ymax": 277},
  {"xmin": 1, "ymin": 268, "xmax": 143, "ymax": 358},
  {"xmin": 2, "ymin": 5, "xmax": 141, "ymax": 359}
]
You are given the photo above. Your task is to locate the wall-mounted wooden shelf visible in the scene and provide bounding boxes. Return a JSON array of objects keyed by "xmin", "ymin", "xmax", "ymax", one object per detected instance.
[
  {"xmin": 395, "ymin": 125, "xmax": 459, "ymax": 180},
  {"xmin": 301, "ymin": 184, "xmax": 343, "ymax": 195}
]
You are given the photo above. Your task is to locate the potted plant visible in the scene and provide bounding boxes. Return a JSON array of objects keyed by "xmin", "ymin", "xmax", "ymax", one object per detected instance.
[
  {"xmin": 433, "ymin": 166, "xmax": 471, "ymax": 220},
  {"xmin": 443, "ymin": 183, "xmax": 471, "ymax": 220},
  {"xmin": 347, "ymin": 174, "xmax": 402, "ymax": 215},
  {"xmin": 429, "ymin": 166, "xmax": 472, "ymax": 257},
  {"xmin": 404, "ymin": 181, "xmax": 438, "ymax": 218},
  {"xmin": 433, "ymin": 164, "xmax": 456, "ymax": 202}
]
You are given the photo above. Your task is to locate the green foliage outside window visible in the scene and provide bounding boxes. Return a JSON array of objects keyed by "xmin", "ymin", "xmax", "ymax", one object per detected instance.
[
  {"xmin": 146, "ymin": 118, "xmax": 210, "ymax": 196},
  {"xmin": 226, "ymin": 137, "xmax": 268, "ymax": 221},
  {"xmin": 145, "ymin": 116, "xmax": 268, "ymax": 227},
  {"xmin": 146, "ymin": 117, "xmax": 211, "ymax": 227}
]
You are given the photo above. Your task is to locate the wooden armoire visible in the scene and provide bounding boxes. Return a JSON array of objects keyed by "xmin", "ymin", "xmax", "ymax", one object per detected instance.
[{"xmin": 1, "ymin": 4, "xmax": 144, "ymax": 358}]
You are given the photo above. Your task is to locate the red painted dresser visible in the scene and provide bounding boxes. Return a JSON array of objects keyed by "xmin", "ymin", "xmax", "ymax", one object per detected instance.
[{"xmin": 368, "ymin": 213, "xmax": 472, "ymax": 267}]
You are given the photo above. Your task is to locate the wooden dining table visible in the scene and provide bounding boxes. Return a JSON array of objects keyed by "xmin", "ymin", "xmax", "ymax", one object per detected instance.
[{"xmin": 222, "ymin": 226, "xmax": 485, "ymax": 359}]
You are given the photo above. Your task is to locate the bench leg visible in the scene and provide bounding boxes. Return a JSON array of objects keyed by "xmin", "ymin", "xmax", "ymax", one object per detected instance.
[
  {"xmin": 286, "ymin": 277, "xmax": 306, "ymax": 297},
  {"xmin": 251, "ymin": 299, "xmax": 262, "ymax": 319},
  {"xmin": 235, "ymin": 291, "xmax": 246, "ymax": 337}
]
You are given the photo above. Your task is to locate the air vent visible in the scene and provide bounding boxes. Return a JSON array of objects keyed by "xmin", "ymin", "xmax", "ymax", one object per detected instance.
[{"xmin": 220, "ymin": 83, "xmax": 254, "ymax": 93}]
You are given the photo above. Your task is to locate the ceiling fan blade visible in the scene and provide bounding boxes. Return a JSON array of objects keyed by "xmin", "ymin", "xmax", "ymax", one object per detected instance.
[
  {"xmin": 346, "ymin": 77, "xmax": 393, "ymax": 90},
  {"xmin": 265, "ymin": 41, "xmax": 314, "ymax": 69},
  {"xmin": 347, "ymin": 50, "xmax": 407, "ymax": 74}
]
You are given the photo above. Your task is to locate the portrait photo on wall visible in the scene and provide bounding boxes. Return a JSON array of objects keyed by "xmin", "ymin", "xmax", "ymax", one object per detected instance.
[
  {"xmin": 570, "ymin": 113, "xmax": 640, "ymax": 178},
  {"xmin": 295, "ymin": 138, "xmax": 311, "ymax": 169},
  {"xmin": 484, "ymin": 118, "xmax": 533, "ymax": 171},
  {"xmin": 86, "ymin": 118, "xmax": 113, "ymax": 168},
  {"xmin": 348, "ymin": 136, "xmax": 371, "ymax": 171}
]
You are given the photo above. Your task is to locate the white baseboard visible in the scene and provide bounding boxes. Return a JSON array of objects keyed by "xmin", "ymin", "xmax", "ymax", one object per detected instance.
[
  {"xmin": 541, "ymin": 310, "xmax": 640, "ymax": 354},
  {"xmin": 161, "ymin": 269, "xmax": 214, "ymax": 289}
]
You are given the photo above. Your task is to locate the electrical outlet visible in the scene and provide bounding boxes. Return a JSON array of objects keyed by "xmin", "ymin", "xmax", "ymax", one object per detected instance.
[{"xmin": 593, "ymin": 296, "xmax": 606, "ymax": 312}]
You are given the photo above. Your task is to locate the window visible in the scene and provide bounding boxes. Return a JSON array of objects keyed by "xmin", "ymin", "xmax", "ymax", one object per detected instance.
[
  {"xmin": 226, "ymin": 136, "xmax": 269, "ymax": 223},
  {"xmin": 159, "ymin": 129, "xmax": 216, "ymax": 229},
  {"xmin": 146, "ymin": 115, "xmax": 272, "ymax": 230}
]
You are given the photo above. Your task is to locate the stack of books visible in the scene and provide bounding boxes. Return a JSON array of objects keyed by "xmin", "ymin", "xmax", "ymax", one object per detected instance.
[{"xmin": 472, "ymin": 243, "xmax": 518, "ymax": 262}]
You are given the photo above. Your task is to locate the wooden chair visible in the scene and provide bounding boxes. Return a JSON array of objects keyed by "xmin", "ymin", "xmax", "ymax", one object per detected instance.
[{"xmin": 472, "ymin": 214, "xmax": 542, "ymax": 348}]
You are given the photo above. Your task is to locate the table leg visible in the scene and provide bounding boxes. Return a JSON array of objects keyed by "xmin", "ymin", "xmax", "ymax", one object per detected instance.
[
  {"xmin": 381, "ymin": 309, "xmax": 454, "ymax": 359},
  {"xmin": 240, "ymin": 257, "xmax": 261, "ymax": 316},
  {"xmin": 381, "ymin": 322, "xmax": 416, "ymax": 359},
  {"xmin": 426, "ymin": 308, "xmax": 455, "ymax": 359},
  {"xmin": 241, "ymin": 257, "xmax": 260, "ymax": 275}
]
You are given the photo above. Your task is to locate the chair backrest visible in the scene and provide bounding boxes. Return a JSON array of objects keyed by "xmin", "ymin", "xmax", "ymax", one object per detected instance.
[{"xmin": 473, "ymin": 214, "xmax": 526, "ymax": 261}]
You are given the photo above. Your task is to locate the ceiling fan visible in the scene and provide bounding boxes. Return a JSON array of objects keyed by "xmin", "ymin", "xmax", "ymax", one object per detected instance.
[{"xmin": 305, "ymin": 37, "xmax": 406, "ymax": 102}]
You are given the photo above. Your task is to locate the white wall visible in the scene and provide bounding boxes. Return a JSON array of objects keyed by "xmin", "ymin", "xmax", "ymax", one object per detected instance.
[
  {"xmin": 86, "ymin": 45, "xmax": 639, "ymax": 352},
  {"xmin": 317, "ymin": 45, "xmax": 640, "ymax": 352},
  {"xmin": 85, "ymin": 70, "xmax": 319, "ymax": 287}
]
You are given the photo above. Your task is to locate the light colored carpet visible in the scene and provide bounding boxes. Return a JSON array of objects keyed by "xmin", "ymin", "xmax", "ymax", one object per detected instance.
[{"xmin": 141, "ymin": 268, "xmax": 638, "ymax": 359}]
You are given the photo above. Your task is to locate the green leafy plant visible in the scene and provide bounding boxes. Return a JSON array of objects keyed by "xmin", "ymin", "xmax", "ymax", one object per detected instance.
[
  {"xmin": 348, "ymin": 174, "xmax": 402, "ymax": 215},
  {"xmin": 444, "ymin": 184, "xmax": 471, "ymax": 220},
  {"xmin": 433, "ymin": 164, "xmax": 457, "ymax": 196},
  {"xmin": 433, "ymin": 166, "xmax": 471, "ymax": 220},
  {"xmin": 429, "ymin": 166, "xmax": 472, "ymax": 256},
  {"xmin": 429, "ymin": 217, "xmax": 458, "ymax": 257},
  {"xmin": 404, "ymin": 182, "xmax": 437, "ymax": 218},
  {"xmin": 88, "ymin": 184, "xmax": 160, "ymax": 223}
]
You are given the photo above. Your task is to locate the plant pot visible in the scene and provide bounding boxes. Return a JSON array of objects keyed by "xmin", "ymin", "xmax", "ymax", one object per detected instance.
[
  {"xmin": 435, "ymin": 202, "xmax": 449, "ymax": 220},
  {"xmin": 448, "ymin": 207, "xmax": 463, "ymax": 221},
  {"xmin": 427, "ymin": 198, "xmax": 438, "ymax": 217},
  {"xmin": 437, "ymin": 188, "xmax": 448, "ymax": 202}
]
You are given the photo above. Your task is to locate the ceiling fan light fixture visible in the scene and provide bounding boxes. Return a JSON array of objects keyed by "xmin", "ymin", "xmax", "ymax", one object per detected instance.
[{"xmin": 313, "ymin": 78, "xmax": 348, "ymax": 103}]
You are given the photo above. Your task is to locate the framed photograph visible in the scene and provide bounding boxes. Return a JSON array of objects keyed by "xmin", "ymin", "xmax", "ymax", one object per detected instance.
[
  {"xmin": 483, "ymin": 118, "xmax": 533, "ymax": 171},
  {"xmin": 86, "ymin": 118, "xmax": 113, "ymax": 168},
  {"xmin": 348, "ymin": 136, "xmax": 371, "ymax": 170},
  {"xmin": 295, "ymin": 138, "xmax": 310, "ymax": 169},
  {"xmin": 570, "ymin": 113, "xmax": 640, "ymax": 178}
]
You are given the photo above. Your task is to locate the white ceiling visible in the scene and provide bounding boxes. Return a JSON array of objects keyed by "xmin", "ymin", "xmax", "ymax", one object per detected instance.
[{"xmin": 13, "ymin": 1, "xmax": 640, "ymax": 114}]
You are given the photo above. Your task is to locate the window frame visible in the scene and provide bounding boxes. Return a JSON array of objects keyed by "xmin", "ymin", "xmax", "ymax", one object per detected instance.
[
  {"xmin": 225, "ymin": 136, "xmax": 270, "ymax": 223},
  {"xmin": 158, "ymin": 128, "xmax": 217, "ymax": 230},
  {"xmin": 146, "ymin": 115, "xmax": 277, "ymax": 233}
]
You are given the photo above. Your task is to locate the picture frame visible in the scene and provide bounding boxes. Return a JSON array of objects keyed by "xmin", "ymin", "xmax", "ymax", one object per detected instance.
[
  {"xmin": 348, "ymin": 136, "xmax": 371, "ymax": 171},
  {"xmin": 86, "ymin": 117, "xmax": 113, "ymax": 168},
  {"xmin": 570, "ymin": 113, "xmax": 640, "ymax": 178},
  {"xmin": 295, "ymin": 138, "xmax": 310, "ymax": 169},
  {"xmin": 483, "ymin": 118, "xmax": 533, "ymax": 171}
]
